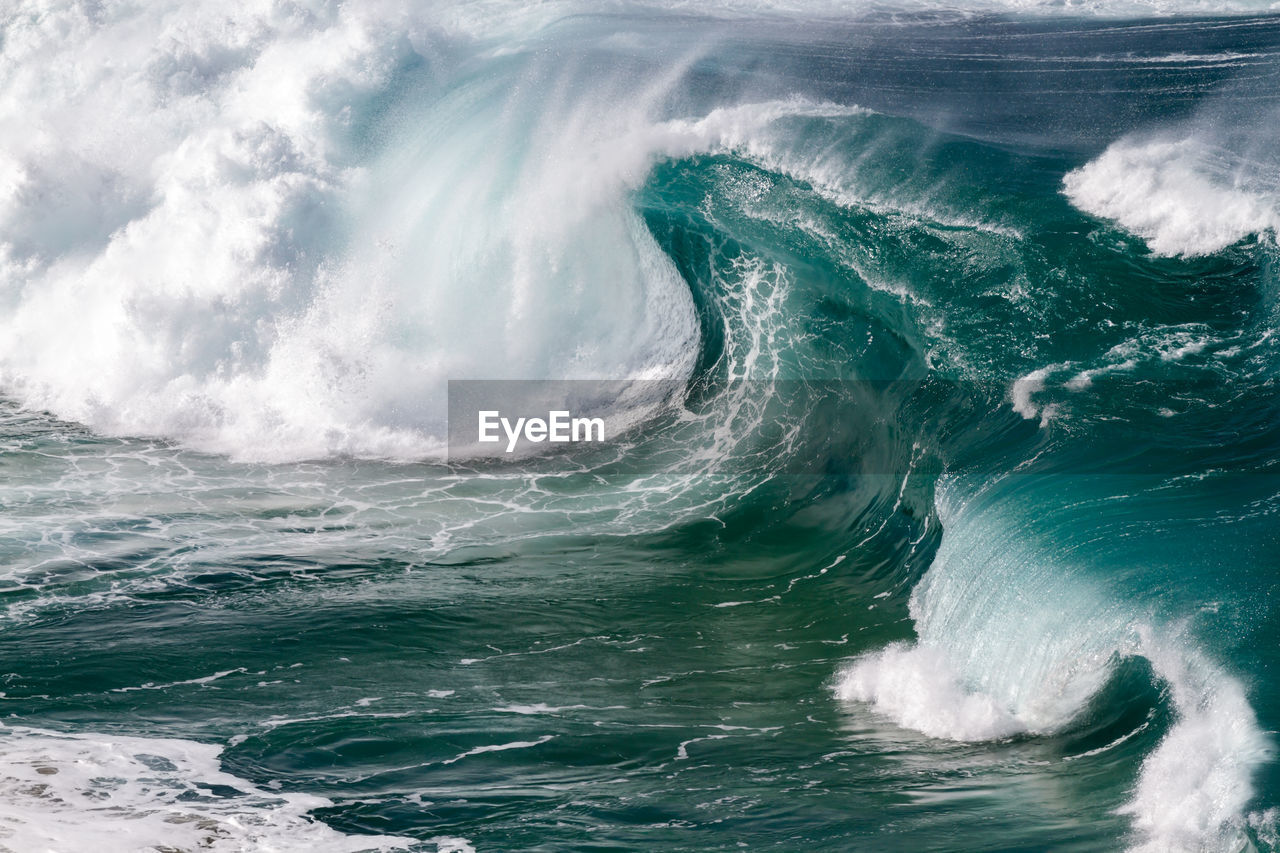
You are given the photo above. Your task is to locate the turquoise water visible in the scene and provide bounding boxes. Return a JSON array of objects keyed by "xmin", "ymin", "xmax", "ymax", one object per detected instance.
[{"xmin": 1, "ymin": 3, "xmax": 1280, "ymax": 851}]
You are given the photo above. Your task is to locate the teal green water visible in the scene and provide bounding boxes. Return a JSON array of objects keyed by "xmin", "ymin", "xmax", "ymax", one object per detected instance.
[{"xmin": 2, "ymin": 6, "xmax": 1280, "ymax": 852}]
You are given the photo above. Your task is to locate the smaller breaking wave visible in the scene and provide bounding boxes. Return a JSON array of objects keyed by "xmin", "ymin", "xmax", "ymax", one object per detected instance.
[{"xmin": 835, "ymin": 473, "xmax": 1273, "ymax": 852}]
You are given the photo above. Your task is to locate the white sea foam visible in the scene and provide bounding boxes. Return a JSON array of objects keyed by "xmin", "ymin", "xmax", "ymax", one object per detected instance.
[
  {"xmin": 0, "ymin": 1, "xmax": 705, "ymax": 462},
  {"xmin": 1064, "ymin": 135, "xmax": 1280, "ymax": 257},
  {"xmin": 0, "ymin": 0, "xmax": 924, "ymax": 466},
  {"xmin": 0, "ymin": 725, "xmax": 419, "ymax": 852},
  {"xmin": 1120, "ymin": 629, "xmax": 1271, "ymax": 853},
  {"xmin": 1010, "ymin": 366, "xmax": 1051, "ymax": 421},
  {"xmin": 835, "ymin": 642, "xmax": 1025, "ymax": 740}
]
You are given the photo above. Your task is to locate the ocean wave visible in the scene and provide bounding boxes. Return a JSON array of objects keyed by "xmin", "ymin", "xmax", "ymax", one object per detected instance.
[
  {"xmin": 3, "ymin": 4, "xmax": 1279, "ymax": 851},
  {"xmin": 836, "ymin": 474, "xmax": 1274, "ymax": 851}
]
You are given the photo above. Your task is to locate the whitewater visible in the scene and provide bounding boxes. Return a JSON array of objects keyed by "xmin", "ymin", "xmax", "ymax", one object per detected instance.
[{"xmin": 2, "ymin": 1, "xmax": 1280, "ymax": 851}]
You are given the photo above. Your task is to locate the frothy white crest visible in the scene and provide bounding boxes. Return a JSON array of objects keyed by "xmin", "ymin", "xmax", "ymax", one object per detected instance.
[
  {"xmin": 657, "ymin": 100, "xmax": 1021, "ymax": 237},
  {"xmin": 0, "ymin": 726, "xmax": 419, "ymax": 852},
  {"xmin": 1010, "ymin": 366, "xmax": 1051, "ymax": 421},
  {"xmin": 835, "ymin": 642, "xmax": 1025, "ymax": 740},
  {"xmin": 1121, "ymin": 629, "xmax": 1271, "ymax": 853},
  {"xmin": 1064, "ymin": 135, "xmax": 1280, "ymax": 257}
]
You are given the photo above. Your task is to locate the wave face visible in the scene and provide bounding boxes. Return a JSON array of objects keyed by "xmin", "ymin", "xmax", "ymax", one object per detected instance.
[{"xmin": 3, "ymin": 2, "xmax": 1280, "ymax": 852}]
